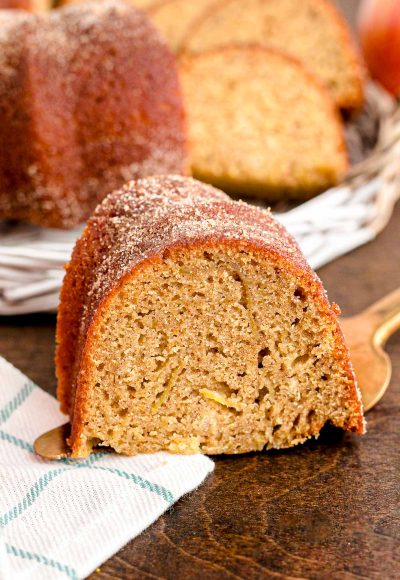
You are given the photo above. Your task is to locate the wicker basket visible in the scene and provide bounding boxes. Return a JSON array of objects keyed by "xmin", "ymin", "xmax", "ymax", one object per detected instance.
[{"xmin": 0, "ymin": 83, "xmax": 399, "ymax": 315}]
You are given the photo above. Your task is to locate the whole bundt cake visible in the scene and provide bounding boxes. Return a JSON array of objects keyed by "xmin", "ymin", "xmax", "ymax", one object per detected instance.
[
  {"xmin": 56, "ymin": 175, "xmax": 364, "ymax": 458},
  {"xmin": 0, "ymin": 1, "xmax": 187, "ymax": 228}
]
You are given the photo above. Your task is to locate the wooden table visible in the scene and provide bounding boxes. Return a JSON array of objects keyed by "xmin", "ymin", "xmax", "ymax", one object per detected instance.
[{"xmin": 2, "ymin": 2, "xmax": 400, "ymax": 578}]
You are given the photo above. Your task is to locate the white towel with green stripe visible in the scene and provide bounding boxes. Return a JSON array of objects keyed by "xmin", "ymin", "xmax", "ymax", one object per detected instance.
[{"xmin": 0, "ymin": 356, "xmax": 214, "ymax": 580}]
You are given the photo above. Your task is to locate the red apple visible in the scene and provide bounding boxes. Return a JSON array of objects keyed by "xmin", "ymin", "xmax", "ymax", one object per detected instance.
[{"xmin": 358, "ymin": 0, "xmax": 400, "ymax": 95}]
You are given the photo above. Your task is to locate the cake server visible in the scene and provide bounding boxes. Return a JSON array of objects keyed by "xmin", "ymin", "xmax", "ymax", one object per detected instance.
[{"xmin": 340, "ymin": 287, "xmax": 400, "ymax": 411}]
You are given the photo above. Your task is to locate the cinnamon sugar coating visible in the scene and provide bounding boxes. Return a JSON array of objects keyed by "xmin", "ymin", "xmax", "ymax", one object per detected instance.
[{"xmin": 0, "ymin": 1, "xmax": 188, "ymax": 228}]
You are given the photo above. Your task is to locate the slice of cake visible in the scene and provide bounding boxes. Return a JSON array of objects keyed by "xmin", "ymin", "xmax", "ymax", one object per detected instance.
[
  {"xmin": 182, "ymin": 0, "xmax": 365, "ymax": 111},
  {"xmin": 149, "ymin": 0, "xmax": 217, "ymax": 52},
  {"xmin": 180, "ymin": 46, "xmax": 348, "ymax": 200},
  {"xmin": 56, "ymin": 175, "xmax": 364, "ymax": 458}
]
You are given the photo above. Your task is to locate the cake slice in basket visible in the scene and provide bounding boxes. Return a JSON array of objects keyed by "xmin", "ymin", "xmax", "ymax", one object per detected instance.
[{"xmin": 180, "ymin": 46, "xmax": 348, "ymax": 200}]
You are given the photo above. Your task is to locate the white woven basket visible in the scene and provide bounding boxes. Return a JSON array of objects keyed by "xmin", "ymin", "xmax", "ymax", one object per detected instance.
[{"xmin": 1, "ymin": 84, "xmax": 399, "ymax": 315}]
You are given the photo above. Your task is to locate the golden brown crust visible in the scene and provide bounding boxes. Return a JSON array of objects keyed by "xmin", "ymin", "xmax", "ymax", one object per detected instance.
[
  {"xmin": 56, "ymin": 175, "xmax": 364, "ymax": 456},
  {"xmin": 0, "ymin": 1, "xmax": 188, "ymax": 228}
]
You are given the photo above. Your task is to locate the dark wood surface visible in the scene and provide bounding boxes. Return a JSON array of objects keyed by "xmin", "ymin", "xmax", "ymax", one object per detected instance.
[{"xmin": 3, "ymin": 2, "xmax": 400, "ymax": 579}]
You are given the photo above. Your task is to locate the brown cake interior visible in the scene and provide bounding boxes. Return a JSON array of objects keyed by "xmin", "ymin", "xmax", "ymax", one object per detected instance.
[{"xmin": 76, "ymin": 243, "xmax": 359, "ymax": 456}]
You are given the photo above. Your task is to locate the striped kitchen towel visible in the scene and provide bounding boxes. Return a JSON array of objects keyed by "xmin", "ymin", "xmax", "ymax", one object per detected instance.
[{"xmin": 0, "ymin": 356, "xmax": 214, "ymax": 579}]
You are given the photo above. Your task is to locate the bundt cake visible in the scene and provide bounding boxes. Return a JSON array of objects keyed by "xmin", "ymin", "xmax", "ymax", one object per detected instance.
[
  {"xmin": 0, "ymin": 0, "xmax": 187, "ymax": 229},
  {"xmin": 182, "ymin": 0, "xmax": 365, "ymax": 111},
  {"xmin": 56, "ymin": 175, "xmax": 364, "ymax": 458},
  {"xmin": 180, "ymin": 46, "xmax": 348, "ymax": 200},
  {"xmin": 148, "ymin": 0, "xmax": 217, "ymax": 52}
]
